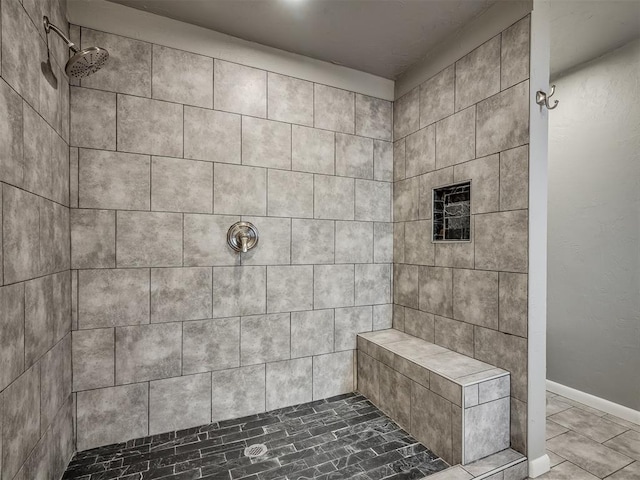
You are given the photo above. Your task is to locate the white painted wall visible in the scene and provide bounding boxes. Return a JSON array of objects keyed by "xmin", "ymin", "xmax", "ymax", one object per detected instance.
[{"xmin": 548, "ymin": 39, "xmax": 640, "ymax": 411}]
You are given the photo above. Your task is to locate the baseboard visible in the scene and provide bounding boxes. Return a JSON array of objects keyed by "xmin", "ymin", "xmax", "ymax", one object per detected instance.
[
  {"xmin": 546, "ymin": 380, "xmax": 640, "ymax": 424},
  {"xmin": 527, "ymin": 453, "xmax": 550, "ymax": 478}
]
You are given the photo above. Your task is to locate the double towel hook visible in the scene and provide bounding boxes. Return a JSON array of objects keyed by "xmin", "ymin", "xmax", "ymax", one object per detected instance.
[{"xmin": 536, "ymin": 85, "xmax": 559, "ymax": 110}]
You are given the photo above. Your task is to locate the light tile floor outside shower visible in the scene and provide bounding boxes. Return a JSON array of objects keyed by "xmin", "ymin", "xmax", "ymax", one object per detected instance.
[{"xmin": 62, "ymin": 393, "xmax": 449, "ymax": 480}]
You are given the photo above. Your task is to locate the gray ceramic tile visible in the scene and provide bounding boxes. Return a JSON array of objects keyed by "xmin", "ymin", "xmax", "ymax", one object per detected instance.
[
  {"xmin": 241, "ymin": 216, "xmax": 291, "ymax": 265},
  {"xmin": 394, "ymin": 87, "xmax": 419, "ymax": 140},
  {"xmin": 355, "ymin": 264, "xmax": 391, "ymax": 306},
  {"xmin": 1, "ymin": 365, "xmax": 40, "ymax": 480},
  {"xmin": 511, "ymin": 396, "xmax": 528, "ymax": 454},
  {"xmin": 3, "ymin": 185, "xmax": 40, "ymax": 283},
  {"xmin": 335, "ymin": 306, "xmax": 372, "ymax": 351},
  {"xmin": 78, "ymin": 149, "xmax": 150, "ymax": 210},
  {"xmin": 355, "ymin": 179, "xmax": 391, "ymax": 222},
  {"xmin": 499, "ymin": 272, "xmax": 527, "ymax": 337},
  {"xmin": 242, "ymin": 116, "xmax": 291, "ymax": 169},
  {"xmin": 313, "ymin": 351, "xmax": 354, "ymax": 400},
  {"xmin": 547, "ymin": 431, "xmax": 634, "ymax": 478},
  {"xmin": 314, "ymin": 175, "xmax": 354, "ymax": 220},
  {"xmin": 212, "ymin": 266, "xmax": 266, "ymax": 317},
  {"xmin": 419, "ymin": 350, "xmax": 494, "ymax": 380},
  {"xmin": 411, "ymin": 381, "xmax": 452, "ymax": 464},
  {"xmin": 373, "ymin": 304, "xmax": 393, "ymax": 330},
  {"xmin": 267, "ymin": 265, "xmax": 313, "ymax": 313},
  {"xmin": 78, "ymin": 268, "xmax": 149, "ymax": 329},
  {"xmin": 420, "ymin": 66, "xmax": 455, "ymax": 128},
  {"xmin": 546, "ymin": 419, "xmax": 569, "ymax": 440},
  {"xmin": 454, "ymin": 154, "xmax": 500, "ymax": 214},
  {"xmin": 555, "ymin": 395, "xmax": 609, "ymax": 417},
  {"xmin": 267, "ymin": 72, "xmax": 313, "ymax": 126},
  {"xmin": 24, "ymin": 275, "xmax": 54, "ymax": 367},
  {"xmin": 603, "ymin": 414, "xmax": 640, "ymax": 433},
  {"xmin": 214, "ymin": 163, "xmax": 266, "ymax": 216},
  {"xmin": 336, "ymin": 133, "xmax": 374, "ymax": 179},
  {"xmin": 538, "ymin": 461, "xmax": 598, "ymax": 480},
  {"xmin": 374, "ymin": 140, "xmax": 393, "ymax": 182},
  {"xmin": 404, "ymin": 220, "xmax": 435, "ymax": 265},
  {"xmin": 378, "ymin": 363, "xmax": 412, "ymax": 431},
  {"xmin": 435, "ymin": 106, "xmax": 475, "ymax": 169},
  {"xmin": 76, "ymin": 383, "xmax": 148, "ymax": 451},
  {"xmin": 356, "ymin": 94, "xmax": 392, "ymax": 141},
  {"xmin": 335, "ymin": 221, "xmax": 373, "ymax": 264},
  {"xmin": 434, "ymin": 315, "xmax": 472, "ymax": 357},
  {"xmin": 314, "ymin": 84, "xmax": 354, "ymax": 134},
  {"xmin": 394, "ymin": 264, "xmax": 419, "ymax": 309},
  {"xmin": 81, "ymin": 28, "xmax": 152, "ymax": 96},
  {"xmin": 291, "ymin": 219, "xmax": 334, "ymax": 265},
  {"xmin": 357, "ymin": 351, "xmax": 380, "ymax": 404},
  {"xmin": 426, "ymin": 466, "xmax": 472, "ymax": 480},
  {"xmin": 71, "ymin": 209, "xmax": 116, "ymax": 269},
  {"xmin": 418, "ymin": 167, "xmax": 453, "ymax": 220},
  {"xmin": 475, "ymin": 210, "xmax": 528, "ymax": 272},
  {"xmin": 476, "ymin": 81, "xmax": 529, "ymax": 157},
  {"xmin": 431, "ymin": 372, "xmax": 462, "ymax": 407},
  {"xmin": 550, "ymin": 407, "xmax": 629, "ymax": 443},
  {"xmin": 182, "ymin": 317, "xmax": 240, "ymax": 374},
  {"xmin": 184, "ymin": 107, "xmax": 241, "ymax": 164},
  {"xmin": 462, "ymin": 449, "xmax": 525, "ymax": 477},
  {"xmin": 394, "ymin": 222, "xmax": 405, "ymax": 264},
  {"xmin": 151, "ymin": 156, "xmax": 213, "ymax": 213},
  {"xmin": 211, "ymin": 364, "xmax": 266, "ymax": 421},
  {"xmin": 184, "ymin": 214, "xmax": 240, "ymax": 266},
  {"xmin": 435, "ymin": 240, "xmax": 475, "ymax": 269},
  {"xmin": 0, "ymin": 78, "xmax": 24, "ymax": 187},
  {"xmin": 418, "ymin": 266, "xmax": 453, "ymax": 317},
  {"xmin": 464, "ymin": 397, "xmax": 510, "ymax": 463},
  {"xmin": 50, "ymin": 396, "xmax": 75, "ymax": 480},
  {"xmin": 52, "ymin": 272, "xmax": 71, "ymax": 343},
  {"xmin": 501, "ymin": 17, "xmax": 530, "ymax": 90},
  {"xmin": 465, "ymin": 385, "xmax": 479, "ymax": 408},
  {"xmin": 546, "ymin": 396, "xmax": 572, "ymax": 417},
  {"xmin": 151, "ymin": 267, "xmax": 212, "ymax": 322},
  {"xmin": 0, "ymin": 283, "xmax": 24, "ymax": 391},
  {"xmin": 291, "ymin": 125, "xmax": 334, "ymax": 175},
  {"xmin": 405, "ymin": 126, "xmax": 436, "ymax": 178},
  {"xmin": 455, "ymin": 36, "xmax": 501, "ymax": 111},
  {"xmin": 374, "ymin": 222, "xmax": 393, "ymax": 263},
  {"xmin": 393, "ymin": 138, "xmax": 406, "ymax": 181},
  {"xmin": 149, "ymin": 373, "xmax": 211, "ymax": 435},
  {"xmin": 478, "ymin": 375, "xmax": 510, "ymax": 403},
  {"xmin": 115, "ymin": 322, "xmax": 182, "ymax": 384},
  {"xmin": 40, "ymin": 336, "xmax": 72, "ymax": 432},
  {"xmin": 404, "ymin": 308, "xmax": 435, "ymax": 343},
  {"xmin": 266, "ymin": 357, "xmax": 312, "ymax": 410},
  {"xmin": 394, "ymin": 176, "xmax": 419, "ymax": 221},
  {"xmin": 393, "ymin": 304, "xmax": 405, "ymax": 331},
  {"xmin": 546, "ymin": 450, "xmax": 566, "ymax": 468},
  {"xmin": 22, "ymin": 104, "xmax": 53, "ymax": 201},
  {"xmin": 314, "ymin": 264, "xmax": 354, "ymax": 309},
  {"xmin": 214, "ymin": 60, "xmax": 266, "ymax": 117},
  {"xmin": 500, "ymin": 145, "xmax": 529, "ymax": 211},
  {"xmin": 72, "ymin": 328, "xmax": 114, "ymax": 391},
  {"xmin": 70, "ymin": 87, "xmax": 116, "ymax": 150},
  {"xmin": 268, "ymin": 169, "xmax": 313, "ymax": 218},
  {"xmin": 453, "ymin": 269, "xmax": 499, "ymax": 329},
  {"xmin": 39, "ymin": 199, "xmax": 70, "ymax": 276},
  {"xmin": 475, "ymin": 326, "xmax": 527, "ymax": 401},
  {"xmin": 116, "ymin": 211, "xmax": 183, "ymax": 267},
  {"xmin": 291, "ymin": 309, "xmax": 334, "ymax": 358},
  {"xmin": 152, "ymin": 45, "xmax": 213, "ymax": 107},
  {"xmin": 607, "ymin": 461, "xmax": 640, "ymax": 480},
  {"xmin": 117, "ymin": 94, "xmax": 183, "ymax": 157}
]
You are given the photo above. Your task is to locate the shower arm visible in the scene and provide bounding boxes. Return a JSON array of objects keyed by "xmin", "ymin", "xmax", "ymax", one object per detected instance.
[{"xmin": 43, "ymin": 16, "xmax": 78, "ymax": 53}]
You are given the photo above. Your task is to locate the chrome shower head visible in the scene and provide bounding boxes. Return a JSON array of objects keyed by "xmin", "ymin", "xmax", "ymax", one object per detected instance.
[{"xmin": 43, "ymin": 16, "xmax": 110, "ymax": 78}]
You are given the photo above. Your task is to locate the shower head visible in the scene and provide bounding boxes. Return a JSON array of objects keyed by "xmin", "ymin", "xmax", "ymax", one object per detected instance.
[{"xmin": 43, "ymin": 16, "xmax": 110, "ymax": 78}]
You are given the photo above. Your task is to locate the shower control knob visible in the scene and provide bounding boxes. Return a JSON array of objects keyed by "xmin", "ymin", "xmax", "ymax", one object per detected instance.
[{"xmin": 227, "ymin": 222, "xmax": 259, "ymax": 253}]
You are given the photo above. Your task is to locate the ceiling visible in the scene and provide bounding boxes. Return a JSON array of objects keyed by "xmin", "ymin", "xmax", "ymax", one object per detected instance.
[
  {"xmin": 108, "ymin": 0, "xmax": 497, "ymax": 79},
  {"xmin": 550, "ymin": 0, "xmax": 640, "ymax": 77}
]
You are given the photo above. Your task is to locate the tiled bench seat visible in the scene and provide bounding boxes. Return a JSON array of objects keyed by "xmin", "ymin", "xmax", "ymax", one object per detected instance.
[{"xmin": 357, "ymin": 329, "xmax": 512, "ymax": 467}]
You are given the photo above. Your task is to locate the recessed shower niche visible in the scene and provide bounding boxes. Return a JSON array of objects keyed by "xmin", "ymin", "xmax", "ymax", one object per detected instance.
[{"xmin": 433, "ymin": 181, "xmax": 472, "ymax": 242}]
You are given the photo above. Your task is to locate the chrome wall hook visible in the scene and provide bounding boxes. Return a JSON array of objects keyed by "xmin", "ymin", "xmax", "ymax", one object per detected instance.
[{"xmin": 536, "ymin": 85, "xmax": 559, "ymax": 110}]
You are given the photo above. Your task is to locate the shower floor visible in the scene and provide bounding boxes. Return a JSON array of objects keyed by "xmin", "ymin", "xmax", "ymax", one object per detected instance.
[{"xmin": 63, "ymin": 393, "xmax": 449, "ymax": 480}]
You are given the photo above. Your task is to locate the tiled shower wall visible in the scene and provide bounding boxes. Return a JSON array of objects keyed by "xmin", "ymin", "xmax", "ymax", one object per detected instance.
[
  {"xmin": 392, "ymin": 16, "xmax": 531, "ymax": 454},
  {"xmin": 0, "ymin": 0, "xmax": 74, "ymax": 478},
  {"xmin": 68, "ymin": 27, "xmax": 394, "ymax": 451}
]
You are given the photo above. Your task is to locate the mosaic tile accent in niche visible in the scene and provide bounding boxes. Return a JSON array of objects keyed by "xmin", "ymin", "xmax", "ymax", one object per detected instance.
[{"xmin": 62, "ymin": 393, "xmax": 449, "ymax": 480}]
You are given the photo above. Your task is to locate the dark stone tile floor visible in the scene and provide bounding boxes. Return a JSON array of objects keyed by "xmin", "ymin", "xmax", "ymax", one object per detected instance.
[{"xmin": 63, "ymin": 393, "xmax": 449, "ymax": 480}]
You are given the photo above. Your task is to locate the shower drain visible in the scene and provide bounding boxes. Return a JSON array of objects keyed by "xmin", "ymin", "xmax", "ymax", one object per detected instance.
[{"xmin": 244, "ymin": 443, "xmax": 268, "ymax": 458}]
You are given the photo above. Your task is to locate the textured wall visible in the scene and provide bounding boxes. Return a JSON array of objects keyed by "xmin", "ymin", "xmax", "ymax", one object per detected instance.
[
  {"xmin": 0, "ymin": 0, "xmax": 74, "ymax": 478},
  {"xmin": 68, "ymin": 26, "xmax": 394, "ymax": 451},
  {"xmin": 548, "ymin": 39, "xmax": 640, "ymax": 410},
  {"xmin": 392, "ymin": 16, "xmax": 531, "ymax": 454}
]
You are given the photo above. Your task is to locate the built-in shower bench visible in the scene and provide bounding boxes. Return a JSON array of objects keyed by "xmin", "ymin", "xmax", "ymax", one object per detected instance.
[{"xmin": 356, "ymin": 329, "xmax": 515, "ymax": 469}]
